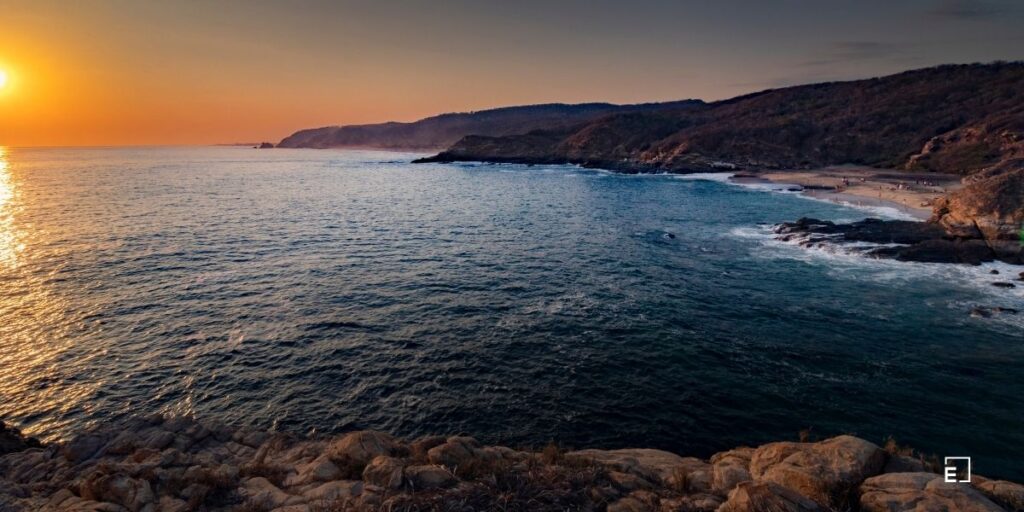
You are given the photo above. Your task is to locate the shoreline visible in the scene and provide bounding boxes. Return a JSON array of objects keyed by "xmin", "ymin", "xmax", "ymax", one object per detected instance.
[
  {"xmin": 733, "ymin": 166, "xmax": 963, "ymax": 221},
  {"xmin": 2, "ymin": 415, "xmax": 1022, "ymax": 511}
]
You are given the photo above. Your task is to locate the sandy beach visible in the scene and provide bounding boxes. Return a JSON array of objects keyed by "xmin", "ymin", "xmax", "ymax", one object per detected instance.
[{"xmin": 733, "ymin": 166, "xmax": 963, "ymax": 220}]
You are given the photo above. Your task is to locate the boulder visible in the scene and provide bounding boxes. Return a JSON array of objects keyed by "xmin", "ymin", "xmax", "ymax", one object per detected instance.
[
  {"xmin": 718, "ymin": 481, "xmax": 821, "ymax": 512},
  {"xmin": 140, "ymin": 429, "xmax": 175, "ymax": 451},
  {"xmin": 283, "ymin": 454, "xmax": 341, "ymax": 487},
  {"xmin": 860, "ymin": 472, "xmax": 1003, "ymax": 512},
  {"xmin": 404, "ymin": 465, "xmax": 456, "ymax": 490},
  {"xmin": 327, "ymin": 431, "xmax": 400, "ymax": 466},
  {"xmin": 568, "ymin": 448, "xmax": 705, "ymax": 488},
  {"xmin": 79, "ymin": 473, "xmax": 155, "ymax": 512},
  {"xmin": 63, "ymin": 434, "xmax": 109, "ymax": 463},
  {"xmin": 750, "ymin": 435, "xmax": 885, "ymax": 507},
  {"xmin": 241, "ymin": 477, "xmax": 305, "ymax": 508},
  {"xmin": 711, "ymin": 447, "xmax": 754, "ymax": 494},
  {"xmin": 609, "ymin": 471, "xmax": 656, "ymax": 492},
  {"xmin": 973, "ymin": 478, "xmax": 1024, "ymax": 511},
  {"xmin": 362, "ymin": 455, "xmax": 405, "ymax": 490},
  {"xmin": 302, "ymin": 480, "xmax": 363, "ymax": 502},
  {"xmin": 426, "ymin": 436, "xmax": 480, "ymax": 468}
]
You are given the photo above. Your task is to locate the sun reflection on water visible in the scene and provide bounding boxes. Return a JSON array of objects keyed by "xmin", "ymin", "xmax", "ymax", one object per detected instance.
[
  {"xmin": 0, "ymin": 147, "xmax": 100, "ymax": 440},
  {"xmin": 0, "ymin": 147, "xmax": 26, "ymax": 268}
]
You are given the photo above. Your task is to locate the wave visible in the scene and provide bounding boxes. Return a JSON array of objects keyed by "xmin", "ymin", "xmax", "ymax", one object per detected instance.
[
  {"xmin": 728, "ymin": 226, "xmax": 1024, "ymax": 326},
  {"xmin": 673, "ymin": 172, "xmax": 735, "ymax": 183}
]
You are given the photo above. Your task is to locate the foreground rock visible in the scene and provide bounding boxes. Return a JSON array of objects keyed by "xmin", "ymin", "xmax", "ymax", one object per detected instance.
[
  {"xmin": 1, "ymin": 416, "xmax": 1020, "ymax": 511},
  {"xmin": 0, "ymin": 421, "xmax": 41, "ymax": 456}
]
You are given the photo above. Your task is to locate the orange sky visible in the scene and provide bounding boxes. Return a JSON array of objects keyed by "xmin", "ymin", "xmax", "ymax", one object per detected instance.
[{"xmin": 1, "ymin": 0, "xmax": 1022, "ymax": 147}]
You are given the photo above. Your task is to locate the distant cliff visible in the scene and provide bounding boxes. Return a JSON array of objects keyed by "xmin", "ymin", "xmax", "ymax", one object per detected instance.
[
  {"xmin": 276, "ymin": 101, "xmax": 703, "ymax": 150},
  {"xmin": 420, "ymin": 63, "xmax": 1024, "ymax": 176}
]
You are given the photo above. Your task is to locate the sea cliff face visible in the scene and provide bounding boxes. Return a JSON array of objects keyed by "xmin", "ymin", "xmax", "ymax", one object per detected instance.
[{"xmin": 1, "ymin": 416, "xmax": 1022, "ymax": 511}]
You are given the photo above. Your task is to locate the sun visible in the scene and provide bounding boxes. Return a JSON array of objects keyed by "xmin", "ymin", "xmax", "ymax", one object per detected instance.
[{"xmin": 0, "ymin": 70, "xmax": 7, "ymax": 89}]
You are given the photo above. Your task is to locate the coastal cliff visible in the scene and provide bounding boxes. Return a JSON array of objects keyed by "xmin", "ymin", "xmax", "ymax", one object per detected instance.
[
  {"xmin": 416, "ymin": 63, "xmax": 1024, "ymax": 264},
  {"xmin": 2, "ymin": 415, "xmax": 1022, "ymax": 512},
  {"xmin": 418, "ymin": 63, "xmax": 1024, "ymax": 176},
  {"xmin": 276, "ymin": 101, "xmax": 703, "ymax": 150}
]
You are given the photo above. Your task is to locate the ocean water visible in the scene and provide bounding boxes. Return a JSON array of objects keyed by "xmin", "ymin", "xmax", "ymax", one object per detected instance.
[{"xmin": 1, "ymin": 147, "xmax": 1021, "ymax": 479}]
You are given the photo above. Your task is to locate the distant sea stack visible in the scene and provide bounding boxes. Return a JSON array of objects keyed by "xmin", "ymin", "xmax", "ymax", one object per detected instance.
[
  {"xmin": 276, "ymin": 101, "xmax": 703, "ymax": 150},
  {"xmin": 256, "ymin": 142, "xmax": 274, "ymax": 149}
]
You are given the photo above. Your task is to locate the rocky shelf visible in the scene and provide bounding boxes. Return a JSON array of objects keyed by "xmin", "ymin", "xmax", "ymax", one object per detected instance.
[{"xmin": 1, "ymin": 416, "xmax": 1022, "ymax": 511}]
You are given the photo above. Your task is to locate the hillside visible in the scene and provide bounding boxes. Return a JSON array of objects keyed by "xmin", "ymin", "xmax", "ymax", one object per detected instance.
[
  {"xmin": 276, "ymin": 101, "xmax": 703, "ymax": 150},
  {"xmin": 420, "ymin": 63, "xmax": 1024, "ymax": 176},
  {"xmin": 417, "ymin": 63, "xmax": 1024, "ymax": 263}
]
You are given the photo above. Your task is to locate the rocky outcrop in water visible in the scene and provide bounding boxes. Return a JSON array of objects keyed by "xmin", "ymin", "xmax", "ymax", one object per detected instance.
[
  {"xmin": 772, "ymin": 217, "xmax": 1021, "ymax": 265},
  {"xmin": 0, "ymin": 421, "xmax": 41, "ymax": 457},
  {"xmin": 931, "ymin": 166, "xmax": 1024, "ymax": 263},
  {"xmin": 2, "ymin": 416, "xmax": 1022, "ymax": 511}
]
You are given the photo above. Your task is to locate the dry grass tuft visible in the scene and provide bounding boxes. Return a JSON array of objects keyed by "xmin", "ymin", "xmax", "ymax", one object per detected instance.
[
  {"xmin": 882, "ymin": 436, "xmax": 915, "ymax": 457},
  {"xmin": 670, "ymin": 466, "xmax": 691, "ymax": 494},
  {"xmin": 798, "ymin": 428, "xmax": 813, "ymax": 443},
  {"xmin": 540, "ymin": 441, "xmax": 562, "ymax": 466}
]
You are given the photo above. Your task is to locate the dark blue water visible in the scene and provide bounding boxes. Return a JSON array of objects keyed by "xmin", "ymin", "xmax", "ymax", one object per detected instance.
[{"xmin": 1, "ymin": 147, "xmax": 1021, "ymax": 479}]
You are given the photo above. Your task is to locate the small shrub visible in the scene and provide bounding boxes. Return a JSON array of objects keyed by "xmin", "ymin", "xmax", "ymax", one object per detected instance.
[
  {"xmin": 882, "ymin": 436, "xmax": 914, "ymax": 457},
  {"xmin": 540, "ymin": 441, "xmax": 562, "ymax": 465},
  {"xmin": 798, "ymin": 428, "xmax": 813, "ymax": 443}
]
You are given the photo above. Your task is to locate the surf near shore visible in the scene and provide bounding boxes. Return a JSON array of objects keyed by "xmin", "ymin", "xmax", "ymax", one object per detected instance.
[{"xmin": 731, "ymin": 166, "xmax": 963, "ymax": 221}]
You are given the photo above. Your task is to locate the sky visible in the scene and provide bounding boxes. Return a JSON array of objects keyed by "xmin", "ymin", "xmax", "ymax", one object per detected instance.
[{"xmin": 1, "ymin": 0, "xmax": 1022, "ymax": 147}]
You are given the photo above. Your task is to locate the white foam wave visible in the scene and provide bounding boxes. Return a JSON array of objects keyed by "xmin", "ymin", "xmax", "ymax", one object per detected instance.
[
  {"xmin": 728, "ymin": 225, "xmax": 1024, "ymax": 325},
  {"xmin": 673, "ymin": 172, "xmax": 735, "ymax": 183}
]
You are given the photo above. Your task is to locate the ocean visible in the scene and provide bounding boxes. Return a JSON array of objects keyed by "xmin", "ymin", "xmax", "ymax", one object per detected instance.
[{"xmin": 1, "ymin": 147, "xmax": 1021, "ymax": 479}]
